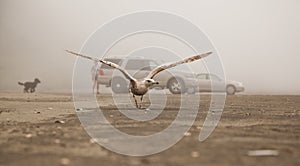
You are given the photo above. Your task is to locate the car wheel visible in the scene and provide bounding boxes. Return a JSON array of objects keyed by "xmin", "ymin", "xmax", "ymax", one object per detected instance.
[
  {"xmin": 168, "ymin": 78, "xmax": 185, "ymax": 94},
  {"xmin": 111, "ymin": 77, "xmax": 128, "ymax": 93},
  {"xmin": 226, "ymin": 85, "xmax": 236, "ymax": 95}
]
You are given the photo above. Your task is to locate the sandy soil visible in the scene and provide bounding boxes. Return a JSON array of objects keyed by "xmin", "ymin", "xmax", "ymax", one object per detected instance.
[{"xmin": 0, "ymin": 92, "xmax": 299, "ymax": 166}]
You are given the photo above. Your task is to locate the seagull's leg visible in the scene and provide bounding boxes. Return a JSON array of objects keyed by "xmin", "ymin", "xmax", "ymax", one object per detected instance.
[
  {"xmin": 132, "ymin": 94, "xmax": 139, "ymax": 108},
  {"xmin": 139, "ymin": 95, "xmax": 144, "ymax": 109}
]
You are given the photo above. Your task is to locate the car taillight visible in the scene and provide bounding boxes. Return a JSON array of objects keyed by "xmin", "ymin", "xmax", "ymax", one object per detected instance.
[{"xmin": 99, "ymin": 69, "xmax": 104, "ymax": 75}]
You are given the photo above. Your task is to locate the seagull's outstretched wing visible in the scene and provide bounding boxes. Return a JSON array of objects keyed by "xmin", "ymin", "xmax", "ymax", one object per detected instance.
[
  {"xmin": 66, "ymin": 50, "xmax": 136, "ymax": 82},
  {"xmin": 146, "ymin": 51, "xmax": 212, "ymax": 79}
]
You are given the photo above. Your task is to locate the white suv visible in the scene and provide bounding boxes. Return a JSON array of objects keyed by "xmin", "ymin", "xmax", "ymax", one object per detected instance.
[{"xmin": 97, "ymin": 57, "xmax": 198, "ymax": 94}]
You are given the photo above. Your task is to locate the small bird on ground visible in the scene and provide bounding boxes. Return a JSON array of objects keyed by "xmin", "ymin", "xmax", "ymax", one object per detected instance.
[{"xmin": 66, "ymin": 50, "xmax": 212, "ymax": 108}]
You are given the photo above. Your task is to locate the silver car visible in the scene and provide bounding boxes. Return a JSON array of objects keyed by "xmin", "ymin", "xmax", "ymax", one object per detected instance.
[
  {"xmin": 196, "ymin": 73, "xmax": 245, "ymax": 95},
  {"xmin": 97, "ymin": 57, "xmax": 198, "ymax": 94}
]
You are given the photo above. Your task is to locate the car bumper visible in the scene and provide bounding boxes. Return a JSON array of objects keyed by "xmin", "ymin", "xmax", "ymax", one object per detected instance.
[{"xmin": 235, "ymin": 86, "xmax": 245, "ymax": 92}]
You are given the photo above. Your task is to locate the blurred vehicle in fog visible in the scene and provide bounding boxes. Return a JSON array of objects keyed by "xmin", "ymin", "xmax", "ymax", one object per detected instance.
[{"xmin": 196, "ymin": 73, "xmax": 245, "ymax": 95}]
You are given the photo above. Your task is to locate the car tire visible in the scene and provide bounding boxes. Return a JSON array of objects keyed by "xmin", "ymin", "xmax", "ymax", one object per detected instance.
[
  {"xmin": 226, "ymin": 85, "xmax": 236, "ymax": 95},
  {"xmin": 168, "ymin": 78, "xmax": 186, "ymax": 94},
  {"xmin": 111, "ymin": 77, "xmax": 128, "ymax": 94}
]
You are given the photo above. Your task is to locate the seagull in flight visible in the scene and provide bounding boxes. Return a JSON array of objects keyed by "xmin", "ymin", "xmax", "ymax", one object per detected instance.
[{"xmin": 66, "ymin": 50, "xmax": 212, "ymax": 108}]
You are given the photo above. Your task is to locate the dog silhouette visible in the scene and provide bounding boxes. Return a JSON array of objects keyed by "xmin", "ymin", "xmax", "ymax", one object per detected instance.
[{"xmin": 18, "ymin": 78, "xmax": 41, "ymax": 93}]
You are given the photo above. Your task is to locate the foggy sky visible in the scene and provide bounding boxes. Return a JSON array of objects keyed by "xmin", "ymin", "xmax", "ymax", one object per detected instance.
[{"xmin": 0, "ymin": 0, "xmax": 299, "ymax": 94}]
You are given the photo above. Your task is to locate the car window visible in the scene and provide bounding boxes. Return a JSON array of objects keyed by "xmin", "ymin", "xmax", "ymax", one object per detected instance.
[
  {"xmin": 125, "ymin": 59, "xmax": 151, "ymax": 70},
  {"xmin": 197, "ymin": 74, "xmax": 207, "ymax": 80},
  {"xmin": 209, "ymin": 74, "xmax": 221, "ymax": 81},
  {"xmin": 100, "ymin": 58, "xmax": 122, "ymax": 69},
  {"xmin": 149, "ymin": 60, "xmax": 159, "ymax": 70}
]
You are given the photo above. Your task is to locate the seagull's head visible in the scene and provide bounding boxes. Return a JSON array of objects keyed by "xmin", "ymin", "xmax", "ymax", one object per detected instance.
[{"xmin": 144, "ymin": 78, "xmax": 159, "ymax": 87}]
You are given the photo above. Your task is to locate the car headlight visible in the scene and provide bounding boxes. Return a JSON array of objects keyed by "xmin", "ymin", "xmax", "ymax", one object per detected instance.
[{"xmin": 237, "ymin": 82, "xmax": 243, "ymax": 86}]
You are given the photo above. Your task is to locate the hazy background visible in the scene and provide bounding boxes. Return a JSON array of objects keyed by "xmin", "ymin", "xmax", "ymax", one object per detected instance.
[{"xmin": 0, "ymin": 0, "xmax": 299, "ymax": 94}]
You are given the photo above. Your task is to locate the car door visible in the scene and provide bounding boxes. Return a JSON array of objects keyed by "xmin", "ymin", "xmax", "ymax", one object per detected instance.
[
  {"xmin": 207, "ymin": 74, "xmax": 225, "ymax": 92},
  {"xmin": 147, "ymin": 60, "xmax": 170, "ymax": 87},
  {"xmin": 197, "ymin": 74, "xmax": 211, "ymax": 91}
]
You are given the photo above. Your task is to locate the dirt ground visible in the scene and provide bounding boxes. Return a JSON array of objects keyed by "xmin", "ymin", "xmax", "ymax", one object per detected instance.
[{"xmin": 0, "ymin": 92, "xmax": 299, "ymax": 166}]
